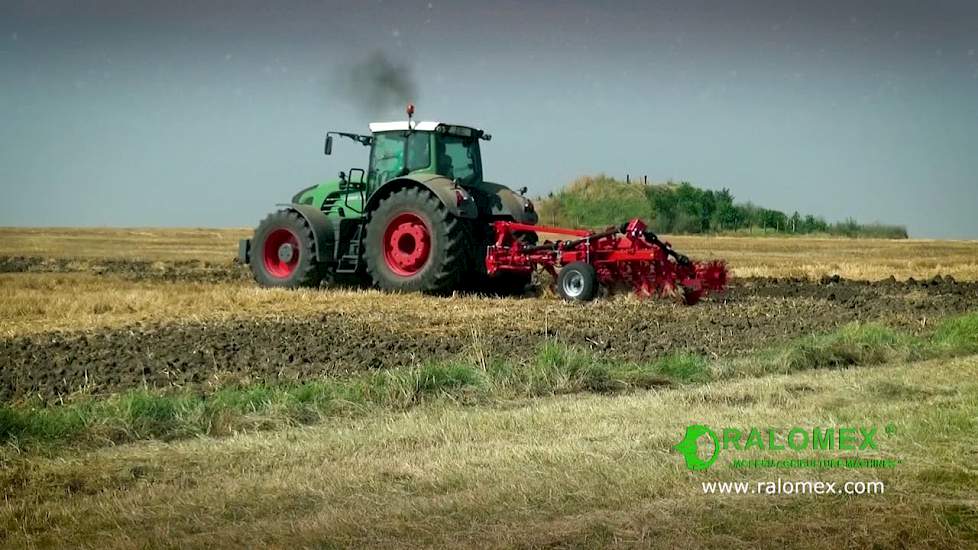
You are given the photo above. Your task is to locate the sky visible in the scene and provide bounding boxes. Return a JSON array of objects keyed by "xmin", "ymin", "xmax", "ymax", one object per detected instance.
[{"xmin": 2, "ymin": 1, "xmax": 977, "ymax": 238}]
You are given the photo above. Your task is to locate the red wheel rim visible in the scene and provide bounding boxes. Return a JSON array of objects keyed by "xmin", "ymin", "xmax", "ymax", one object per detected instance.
[
  {"xmin": 383, "ymin": 212, "xmax": 431, "ymax": 276},
  {"xmin": 262, "ymin": 228, "xmax": 300, "ymax": 278}
]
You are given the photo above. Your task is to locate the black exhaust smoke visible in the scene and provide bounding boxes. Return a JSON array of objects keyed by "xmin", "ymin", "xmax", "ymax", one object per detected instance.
[{"xmin": 338, "ymin": 51, "xmax": 418, "ymax": 117}]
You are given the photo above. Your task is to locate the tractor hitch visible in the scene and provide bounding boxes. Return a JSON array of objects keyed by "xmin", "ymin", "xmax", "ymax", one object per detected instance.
[{"xmin": 238, "ymin": 238, "xmax": 251, "ymax": 265}]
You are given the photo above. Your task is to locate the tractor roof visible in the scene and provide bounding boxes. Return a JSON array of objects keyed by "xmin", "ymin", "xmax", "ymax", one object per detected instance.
[
  {"xmin": 369, "ymin": 121, "xmax": 440, "ymax": 132},
  {"xmin": 368, "ymin": 121, "xmax": 486, "ymax": 137}
]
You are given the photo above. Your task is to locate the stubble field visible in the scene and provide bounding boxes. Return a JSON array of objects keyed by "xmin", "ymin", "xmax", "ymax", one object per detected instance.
[
  {"xmin": 2, "ymin": 228, "xmax": 977, "ymax": 401},
  {"xmin": 2, "ymin": 227, "xmax": 978, "ymax": 548}
]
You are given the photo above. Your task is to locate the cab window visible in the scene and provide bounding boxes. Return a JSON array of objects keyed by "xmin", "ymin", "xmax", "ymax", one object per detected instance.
[
  {"xmin": 437, "ymin": 135, "xmax": 481, "ymax": 185},
  {"xmin": 369, "ymin": 133, "xmax": 405, "ymax": 184},
  {"xmin": 406, "ymin": 133, "xmax": 430, "ymax": 172},
  {"xmin": 370, "ymin": 132, "xmax": 432, "ymax": 185}
]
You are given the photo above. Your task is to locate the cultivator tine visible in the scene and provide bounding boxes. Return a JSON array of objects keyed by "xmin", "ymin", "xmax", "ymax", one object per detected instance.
[
  {"xmin": 693, "ymin": 260, "xmax": 729, "ymax": 293},
  {"xmin": 632, "ymin": 264, "xmax": 656, "ymax": 297}
]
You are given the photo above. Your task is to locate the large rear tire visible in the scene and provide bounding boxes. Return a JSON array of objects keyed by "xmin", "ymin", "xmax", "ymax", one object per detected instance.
[
  {"xmin": 364, "ymin": 187, "xmax": 472, "ymax": 293},
  {"xmin": 250, "ymin": 210, "xmax": 325, "ymax": 288}
]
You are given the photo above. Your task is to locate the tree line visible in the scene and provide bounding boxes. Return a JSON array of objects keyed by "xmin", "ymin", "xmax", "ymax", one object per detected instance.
[{"xmin": 535, "ymin": 175, "xmax": 908, "ymax": 239}]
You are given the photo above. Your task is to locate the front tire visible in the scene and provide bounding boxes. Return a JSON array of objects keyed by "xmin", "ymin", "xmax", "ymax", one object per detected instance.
[
  {"xmin": 250, "ymin": 210, "xmax": 324, "ymax": 288},
  {"xmin": 364, "ymin": 187, "xmax": 472, "ymax": 293}
]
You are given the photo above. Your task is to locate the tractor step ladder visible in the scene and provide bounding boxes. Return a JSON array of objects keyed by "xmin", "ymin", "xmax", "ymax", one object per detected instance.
[{"xmin": 335, "ymin": 224, "xmax": 364, "ymax": 274}]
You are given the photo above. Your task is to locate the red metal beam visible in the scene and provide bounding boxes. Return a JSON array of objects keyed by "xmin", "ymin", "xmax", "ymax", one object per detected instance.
[{"xmin": 493, "ymin": 220, "xmax": 592, "ymax": 238}]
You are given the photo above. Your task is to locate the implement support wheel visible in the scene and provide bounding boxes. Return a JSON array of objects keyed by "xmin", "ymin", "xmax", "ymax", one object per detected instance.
[{"xmin": 556, "ymin": 261, "xmax": 598, "ymax": 302}]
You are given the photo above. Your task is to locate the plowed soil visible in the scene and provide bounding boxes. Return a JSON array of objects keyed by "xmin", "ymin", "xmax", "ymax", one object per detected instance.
[
  {"xmin": 2, "ymin": 257, "xmax": 975, "ymax": 402},
  {"xmin": 0, "ymin": 256, "xmax": 247, "ymax": 283}
]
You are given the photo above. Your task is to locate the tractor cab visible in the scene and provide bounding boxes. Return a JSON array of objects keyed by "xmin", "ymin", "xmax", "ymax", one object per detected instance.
[
  {"xmin": 326, "ymin": 121, "xmax": 490, "ymax": 193},
  {"xmin": 367, "ymin": 121, "xmax": 487, "ymax": 188}
]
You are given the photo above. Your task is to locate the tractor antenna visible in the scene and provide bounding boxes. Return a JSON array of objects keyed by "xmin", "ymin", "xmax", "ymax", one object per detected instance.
[{"xmin": 406, "ymin": 103, "xmax": 415, "ymax": 132}]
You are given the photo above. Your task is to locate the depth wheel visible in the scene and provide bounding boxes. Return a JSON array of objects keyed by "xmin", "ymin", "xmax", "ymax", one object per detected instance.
[
  {"xmin": 364, "ymin": 187, "xmax": 472, "ymax": 293},
  {"xmin": 250, "ymin": 210, "xmax": 325, "ymax": 288},
  {"xmin": 556, "ymin": 261, "xmax": 598, "ymax": 302}
]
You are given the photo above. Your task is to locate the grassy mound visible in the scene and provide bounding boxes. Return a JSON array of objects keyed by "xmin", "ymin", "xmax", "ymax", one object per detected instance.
[{"xmin": 536, "ymin": 174, "xmax": 908, "ymax": 238}]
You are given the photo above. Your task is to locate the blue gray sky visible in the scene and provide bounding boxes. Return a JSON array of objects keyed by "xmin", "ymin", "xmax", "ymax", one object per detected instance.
[{"xmin": 2, "ymin": 1, "xmax": 977, "ymax": 237}]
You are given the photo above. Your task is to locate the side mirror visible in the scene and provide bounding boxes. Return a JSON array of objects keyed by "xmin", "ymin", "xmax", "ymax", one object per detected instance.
[{"xmin": 324, "ymin": 135, "xmax": 333, "ymax": 155}]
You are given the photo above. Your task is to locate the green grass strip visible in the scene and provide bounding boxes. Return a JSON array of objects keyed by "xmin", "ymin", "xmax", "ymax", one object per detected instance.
[{"xmin": 3, "ymin": 311, "xmax": 977, "ymax": 450}]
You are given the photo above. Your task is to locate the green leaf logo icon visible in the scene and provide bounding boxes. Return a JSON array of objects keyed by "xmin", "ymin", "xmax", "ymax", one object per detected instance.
[{"xmin": 675, "ymin": 424, "xmax": 720, "ymax": 471}]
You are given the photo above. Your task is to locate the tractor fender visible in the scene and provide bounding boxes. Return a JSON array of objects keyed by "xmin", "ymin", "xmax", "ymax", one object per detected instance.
[
  {"xmin": 365, "ymin": 175, "xmax": 479, "ymax": 220},
  {"xmin": 276, "ymin": 203, "xmax": 337, "ymax": 263},
  {"xmin": 477, "ymin": 182, "xmax": 539, "ymax": 225}
]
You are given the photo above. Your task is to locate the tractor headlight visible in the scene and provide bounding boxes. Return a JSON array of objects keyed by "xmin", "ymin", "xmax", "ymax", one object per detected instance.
[{"xmin": 523, "ymin": 199, "xmax": 535, "ymax": 213}]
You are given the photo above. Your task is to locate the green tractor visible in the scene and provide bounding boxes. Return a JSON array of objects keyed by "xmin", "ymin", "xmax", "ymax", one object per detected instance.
[{"xmin": 239, "ymin": 105, "xmax": 538, "ymax": 293}]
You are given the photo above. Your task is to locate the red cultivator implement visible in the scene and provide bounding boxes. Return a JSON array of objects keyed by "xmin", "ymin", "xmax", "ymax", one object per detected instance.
[{"xmin": 486, "ymin": 218, "xmax": 728, "ymax": 304}]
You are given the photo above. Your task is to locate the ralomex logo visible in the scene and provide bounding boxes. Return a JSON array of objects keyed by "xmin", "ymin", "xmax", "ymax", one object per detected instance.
[{"xmin": 674, "ymin": 423, "xmax": 893, "ymax": 471}]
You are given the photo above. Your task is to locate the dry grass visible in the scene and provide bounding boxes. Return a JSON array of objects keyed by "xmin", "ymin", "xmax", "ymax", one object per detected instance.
[
  {"xmin": 668, "ymin": 234, "xmax": 978, "ymax": 281},
  {"xmin": 3, "ymin": 227, "xmax": 978, "ymax": 282},
  {"xmin": 2, "ymin": 354, "xmax": 976, "ymax": 548},
  {"xmin": 0, "ymin": 227, "xmax": 248, "ymax": 261},
  {"xmin": 0, "ymin": 272, "xmax": 565, "ymax": 338}
]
